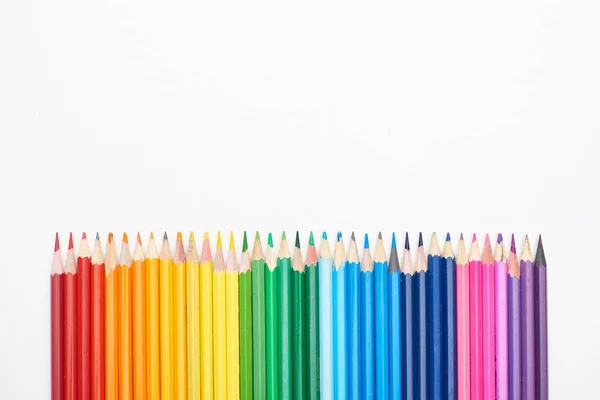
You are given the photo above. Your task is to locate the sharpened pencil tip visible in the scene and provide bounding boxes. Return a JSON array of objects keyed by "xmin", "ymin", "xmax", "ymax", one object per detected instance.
[
  {"xmin": 282, "ymin": 231, "xmax": 286, "ymax": 241},
  {"xmin": 497, "ymin": 233, "xmax": 503, "ymax": 243},
  {"xmin": 163, "ymin": 232, "xmax": 168, "ymax": 241},
  {"xmin": 392, "ymin": 232, "xmax": 397, "ymax": 248},
  {"xmin": 418, "ymin": 232, "xmax": 423, "ymax": 247},
  {"xmin": 216, "ymin": 231, "xmax": 222, "ymax": 249},
  {"xmin": 189, "ymin": 232, "xmax": 196, "ymax": 244},
  {"xmin": 309, "ymin": 232, "xmax": 314, "ymax": 246},
  {"xmin": 149, "ymin": 232, "xmax": 154, "ymax": 240},
  {"xmin": 351, "ymin": 232, "xmax": 356, "ymax": 241},
  {"xmin": 55, "ymin": 232, "xmax": 60, "ymax": 251},
  {"xmin": 204, "ymin": 232, "xmax": 209, "ymax": 240},
  {"xmin": 68, "ymin": 232, "xmax": 73, "ymax": 249},
  {"xmin": 535, "ymin": 235, "xmax": 546, "ymax": 267},
  {"xmin": 242, "ymin": 231, "xmax": 248, "ymax": 252},
  {"xmin": 405, "ymin": 232, "xmax": 410, "ymax": 250},
  {"xmin": 472, "ymin": 233, "xmax": 477, "ymax": 243},
  {"xmin": 459, "ymin": 233, "xmax": 464, "ymax": 241},
  {"xmin": 322, "ymin": 232, "xmax": 327, "ymax": 240},
  {"xmin": 484, "ymin": 233, "xmax": 490, "ymax": 247},
  {"xmin": 446, "ymin": 232, "xmax": 451, "ymax": 242},
  {"xmin": 268, "ymin": 233, "xmax": 273, "ymax": 247},
  {"xmin": 255, "ymin": 231, "xmax": 260, "ymax": 240},
  {"xmin": 510, "ymin": 234, "xmax": 516, "ymax": 253},
  {"xmin": 378, "ymin": 232, "xmax": 382, "ymax": 240},
  {"xmin": 364, "ymin": 234, "xmax": 369, "ymax": 249},
  {"xmin": 108, "ymin": 232, "xmax": 114, "ymax": 243},
  {"xmin": 122, "ymin": 232, "xmax": 128, "ymax": 243},
  {"xmin": 82, "ymin": 232, "xmax": 87, "ymax": 240},
  {"xmin": 229, "ymin": 231, "xmax": 235, "ymax": 250},
  {"xmin": 295, "ymin": 231, "xmax": 300, "ymax": 248},
  {"xmin": 177, "ymin": 232, "xmax": 182, "ymax": 241},
  {"xmin": 96, "ymin": 232, "xmax": 100, "ymax": 241},
  {"xmin": 337, "ymin": 232, "xmax": 342, "ymax": 242},
  {"xmin": 137, "ymin": 232, "xmax": 142, "ymax": 245}
]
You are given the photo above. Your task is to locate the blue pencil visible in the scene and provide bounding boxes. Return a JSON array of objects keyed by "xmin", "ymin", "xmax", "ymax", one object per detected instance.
[
  {"xmin": 441, "ymin": 233, "xmax": 457, "ymax": 399},
  {"xmin": 388, "ymin": 233, "xmax": 402, "ymax": 400},
  {"xmin": 346, "ymin": 233, "xmax": 361, "ymax": 400},
  {"xmin": 428, "ymin": 233, "xmax": 443, "ymax": 400},
  {"xmin": 400, "ymin": 233, "xmax": 415, "ymax": 400},
  {"xmin": 374, "ymin": 232, "xmax": 389, "ymax": 399},
  {"xmin": 318, "ymin": 232, "xmax": 333, "ymax": 399},
  {"xmin": 415, "ymin": 232, "xmax": 428, "ymax": 400},
  {"xmin": 360, "ymin": 234, "xmax": 375, "ymax": 400},
  {"xmin": 332, "ymin": 232, "xmax": 347, "ymax": 400}
]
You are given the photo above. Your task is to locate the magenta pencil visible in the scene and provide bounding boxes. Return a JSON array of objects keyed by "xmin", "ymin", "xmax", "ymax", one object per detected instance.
[
  {"xmin": 456, "ymin": 235, "xmax": 470, "ymax": 400},
  {"xmin": 481, "ymin": 235, "xmax": 495, "ymax": 400},
  {"xmin": 468, "ymin": 234, "xmax": 482, "ymax": 399},
  {"xmin": 494, "ymin": 234, "xmax": 508, "ymax": 400}
]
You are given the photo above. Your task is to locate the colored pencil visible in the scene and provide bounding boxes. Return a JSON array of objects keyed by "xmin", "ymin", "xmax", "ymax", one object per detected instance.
[
  {"xmin": 214, "ymin": 232, "xmax": 228, "ymax": 399},
  {"xmin": 159, "ymin": 233, "xmax": 174, "ymax": 400},
  {"xmin": 534, "ymin": 236, "xmax": 548, "ymax": 400},
  {"xmin": 173, "ymin": 233, "xmax": 187, "ymax": 400},
  {"xmin": 252, "ymin": 232, "xmax": 267, "ymax": 398},
  {"xmin": 507, "ymin": 235, "xmax": 521, "ymax": 400},
  {"xmin": 442, "ymin": 233, "xmax": 457, "ymax": 400},
  {"xmin": 401, "ymin": 232, "xmax": 415, "ymax": 400},
  {"xmin": 239, "ymin": 232, "xmax": 253, "ymax": 400},
  {"xmin": 428, "ymin": 233, "xmax": 442, "ymax": 400},
  {"xmin": 415, "ymin": 233, "xmax": 428, "ymax": 400},
  {"xmin": 291, "ymin": 232, "xmax": 307, "ymax": 400},
  {"xmin": 146, "ymin": 233, "xmax": 160, "ymax": 400},
  {"xmin": 118, "ymin": 233, "xmax": 133, "ymax": 400},
  {"xmin": 521, "ymin": 235, "xmax": 535, "ymax": 399},
  {"xmin": 51, "ymin": 233, "xmax": 64, "ymax": 400},
  {"xmin": 64, "ymin": 233, "xmax": 77, "ymax": 400},
  {"xmin": 91, "ymin": 233, "xmax": 105, "ymax": 400},
  {"xmin": 346, "ymin": 232, "xmax": 361, "ymax": 400},
  {"xmin": 360, "ymin": 234, "xmax": 375, "ymax": 400},
  {"xmin": 318, "ymin": 232, "xmax": 333, "ymax": 399},
  {"xmin": 481, "ymin": 234, "xmax": 495, "ymax": 400},
  {"xmin": 105, "ymin": 233, "xmax": 119, "ymax": 400},
  {"xmin": 456, "ymin": 234, "xmax": 470, "ymax": 400},
  {"xmin": 374, "ymin": 232, "xmax": 389, "ymax": 399},
  {"xmin": 265, "ymin": 233, "xmax": 280, "ymax": 399},
  {"xmin": 388, "ymin": 233, "xmax": 402, "ymax": 400},
  {"xmin": 278, "ymin": 232, "xmax": 293, "ymax": 400},
  {"xmin": 468, "ymin": 234, "xmax": 482, "ymax": 400},
  {"xmin": 305, "ymin": 232, "xmax": 320, "ymax": 400},
  {"xmin": 333, "ymin": 232, "xmax": 347, "ymax": 400},
  {"xmin": 494, "ymin": 234, "xmax": 508, "ymax": 400},
  {"xmin": 132, "ymin": 233, "xmax": 147, "ymax": 400},
  {"xmin": 185, "ymin": 233, "xmax": 201, "ymax": 400},
  {"xmin": 226, "ymin": 232, "xmax": 240, "ymax": 400},
  {"xmin": 200, "ymin": 232, "xmax": 214, "ymax": 399},
  {"xmin": 77, "ymin": 233, "xmax": 92, "ymax": 400}
]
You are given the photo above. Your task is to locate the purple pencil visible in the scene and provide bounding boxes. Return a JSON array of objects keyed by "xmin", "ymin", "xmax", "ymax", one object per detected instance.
[
  {"xmin": 507, "ymin": 235, "xmax": 521, "ymax": 400},
  {"xmin": 494, "ymin": 234, "xmax": 508, "ymax": 400},
  {"xmin": 520, "ymin": 236, "xmax": 535, "ymax": 400},
  {"xmin": 534, "ymin": 236, "xmax": 548, "ymax": 400}
]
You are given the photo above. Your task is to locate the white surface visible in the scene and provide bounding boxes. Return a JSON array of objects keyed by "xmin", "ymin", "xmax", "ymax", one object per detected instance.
[{"xmin": 0, "ymin": 0, "xmax": 598, "ymax": 397}]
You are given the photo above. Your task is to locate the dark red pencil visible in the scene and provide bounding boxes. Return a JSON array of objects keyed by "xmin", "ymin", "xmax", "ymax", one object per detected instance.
[
  {"xmin": 51, "ymin": 233, "xmax": 64, "ymax": 400},
  {"xmin": 64, "ymin": 233, "xmax": 77, "ymax": 400},
  {"xmin": 77, "ymin": 233, "xmax": 91, "ymax": 400}
]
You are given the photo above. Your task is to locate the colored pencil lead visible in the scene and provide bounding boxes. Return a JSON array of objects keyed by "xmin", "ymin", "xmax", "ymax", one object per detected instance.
[
  {"xmin": 364, "ymin": 233, "xmax": 369, "ymax": 249},
  {"xmin": 309, "ymin": 231, "xmax": 315, "ymax": 246},
  {"xmin": 230, "ymin": 231, "xmax": 235, "ymax": 251},
  {"xmin": 389, "ymin": 234, "xmax": 400, "ymax": 272},
  {"xmin": 405, "ymin": 232, "xmax": 410, "ymax": 250},
  {"xmin": 295, "ymin": 231, "xmax": 300, "ymax": 248},
  {"xmin": 446, "ymin": 232, "xmax": 451, "ymax": 242},
  {"xmin": 535, "ymin": 235, "xmax": 546, "ymax": 267},
  {"xmin": 242, "ymin": 231, "xmax": 248, "ymax": 252}
]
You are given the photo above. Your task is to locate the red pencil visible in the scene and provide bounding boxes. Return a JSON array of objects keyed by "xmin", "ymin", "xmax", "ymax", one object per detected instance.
[
  {"xmin": 64, "ymin": 233, "xmax": 78, "ymax": 400},
  {"xmin": 77, "ymin": 233, "xmax": 92, "ymax": 400},
  {"xmin": 91, "ymin": 233, "xmax": 105, "ymax": 400},
  {"xmin": 51, "ymin": 233, "xmax": 64, "ymax": 400}
]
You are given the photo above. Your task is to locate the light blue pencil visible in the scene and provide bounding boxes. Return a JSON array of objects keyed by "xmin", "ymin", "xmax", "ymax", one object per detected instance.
[
  {"xmin": 332, "ymin": 232, "xmax": 347, "ymax": 400},
  {"xmin": 318, "ymin": 232, "xmax": 333, "ymax": 399},
  {"xmin": 374, "ymin": 232, "xmax": 389, "ymax": 399},
  {"xmin": 346, "ymin": 233, "xmax": 361, "ymax": 400},
  {"xmin": 389, "ymin": 232, "xmax": 402, "ymax": 400},
  {"xmin": 361, "ymin": 235, "xmax": 375, "ymax": 400}
]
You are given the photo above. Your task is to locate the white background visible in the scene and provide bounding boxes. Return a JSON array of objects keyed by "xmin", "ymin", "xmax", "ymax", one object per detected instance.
[{"xmin": 1, "ymin": 0, "xmax": 598, "ymax": 397}]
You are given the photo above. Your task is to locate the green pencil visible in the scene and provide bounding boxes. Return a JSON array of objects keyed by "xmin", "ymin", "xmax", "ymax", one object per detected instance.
[
  {"xmin": 278, "ymin": 232, "xmax": 293, "ymax": 399},
  {"xmin": 239, "ymin": 232, "xmax": 253, "ymax": 400},
  {"xmin": 291, "ymin": 232, "xmax": 307, "ymax": 399},
  {"xmin": 252, "ymin": 232, "xmax": 266, "ymax": 399},
  {"xmin": 305, "ymin": 232, "xmax": 320, "ymax": 399},
  {"xmin": 265, "ymin": 233, "xmax": 280, "ymax": 399}
]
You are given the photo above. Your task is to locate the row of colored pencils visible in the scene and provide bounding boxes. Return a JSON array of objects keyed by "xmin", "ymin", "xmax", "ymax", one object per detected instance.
[{"xmin": 51, "ymin": 231, "xmax": 547, "ymax": 400}]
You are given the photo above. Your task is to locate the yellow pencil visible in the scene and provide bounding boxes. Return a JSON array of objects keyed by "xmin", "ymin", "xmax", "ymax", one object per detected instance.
[
  {"xmin": 118, "ymin": 233, "xmax": 133, "ymax": 400},
  {"xmin": 213, "ymin": 232, "xmax": 227, "ymax": 399},
  {"xmin": 186, "ymin": 233, "xmax": 201, "ymax": 399},
  {"xmin": 145, "ymin": 233, "xmax": 161, "ymax": 400},
  {"xmin": 173, "ymin": 233, "xmax": 187, "ymax": 399},
  {"xmin": 226, "ymin": 231, "xmax": 240, "ymax": 400},
  {"xmin": 200, "ymin": 232, "xmax": 214, "ymax": 399},
  {"xmin": 159, "ymin": 233, "xmax": 174, "ymax": 400}
]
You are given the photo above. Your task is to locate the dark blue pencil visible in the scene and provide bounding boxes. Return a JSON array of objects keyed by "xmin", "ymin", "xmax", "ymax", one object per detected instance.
[
  {"xmin": 388, "ymin": 233, "xmax": 402, "ymax": 400},
  {"xmin": 414, "ymin": 233, "xmax": 428, "ymax": 400},
  {"xmin": 441, "ymin": 233, "xmax": 457, "ymax": 399},
  {"xmin": 428, "ymin": 233, "xmax": 443, "ymax": 400},
  {"xmin": 401, "ymin": 233, "xmax": 415, "ymax": 400}
]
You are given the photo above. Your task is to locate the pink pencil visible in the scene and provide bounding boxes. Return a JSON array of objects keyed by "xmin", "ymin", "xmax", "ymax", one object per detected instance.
[
  {"xmin": 494, "ymin": 234, "xmax": 508, "ymax": 399},
  {"xmin": 456, "ymin": 234, "xmax": 470, "ymax": 400},
  {"xmin": 481, "ymin": 235, "xmax": 495, "ymax": 399},
  {"xmin": 469, "ymin": 234, "xmax": 483, "ymax": 399}
]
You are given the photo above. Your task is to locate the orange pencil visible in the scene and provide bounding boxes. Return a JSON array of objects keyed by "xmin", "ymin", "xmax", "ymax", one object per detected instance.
[
  {"xmin": 64, "ymin": 233, "xmax": 78, "ymax": 400},
  {"xmin": 146, "ymin": 233, "xmax": 161, "ymax": 400},
  {"xmin": 118, "ymin": 233, "xmax": 133, "ymax": 400},
  {"xmin": 105, "ymin": 233, "xmax": 119, "ymax": 400},
  {"xmin": 91, "ymin": 234, "xmax": 105, "ymax": 400},
  {"xmin": 132, "ymin": 234, "xmax": 147, "ymax": 400}
]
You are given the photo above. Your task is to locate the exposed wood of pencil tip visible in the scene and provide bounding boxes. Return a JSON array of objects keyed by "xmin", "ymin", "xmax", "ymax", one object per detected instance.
[
  {"xmin": 118, "ymin": 234, "xmax": 132, "ymax": 266},
  {"xmin": 146, "ymin": 233, "xmax": 159, "ymax": 259},
  {"xmin": 373, "ymin": 232, "xmax": 387, "ymax": 263},
  {"xmin": 442, "ymin": 233, "xmax": 454, "ymax": 258},
  {"xmin": 456, "ymin": 234, "xmax": 468, "ymax": 265},
  {"xmin": 468, "ymin": 234, "xmax": 481, "ymax": 261},
  {"xmin": 251, "ymin": 232, "xmax": 264, "ymax": 261},
  {"xmin": 132, "ymin": 233, "xmax": 145, "ymax": 261},
  {"xmin": 401, "ymin": 233, "xmax": 413, "ymax": 275},
  {"xmin": 347, "ymin": 233, "xmax": 360, "ymax": 264},
  {"xmin": 292, "ymin": 234, "xmax": 304, "ymax": 272},
  {"xmin": 333, "ymin": 232, "xmax": 345, "ymax": 271},
  {"xmin": 507, "ymin": 234, "xmax": 520, "ymax": 277},
  {"xmin": 521, "ymin": 235, "xmax": 533, "ymax": 262},
  {"xmin": 65, "ymin": 234, "xmax": 77, "ymax": 274},
  {"xmin": 319, "ymin": 232, "xmax": 332, "ymax": 259},
  {"xmin": 226, "ymin": 232, "xmax": 238, "ymax": 273},
  {"xmin": 428, "ymin": 232, "xmax": 441, "ymax": 256},
  {"xmin": 481, "ymin": 234, "xmax": 493, "ymax": 265},
  {"xmin": 278, "ymin": 232, "xmax": 291, "ymax": 259},
  {"xmin": 200, "ymin": 232, "xmax": 212, "ymax": 263},
  {"xmin": 265, "ymin": 233, "xmax": 277, "ymax": 271},
  {"xmin": 239, "ymin": 232, "xmax": 251, "ymax": 274},
  {"xmin": 415, "ymin": 233, "xmax": 427, "ymax": 272},
  {"xmin": 305, "ymin": 233, "xmax": 318, "ymax": 268},
  {"xmin": 78, "ymin": 233, "xmax": 91, "ymax": 259},
  {"xmin": 105, "ymin": 233, "xmax": 118, "ymax": 275},
  {"xmin": 214, "ymin": 232, "xmax": 225, "ymax": 272},
  {"xmin": 174, "ymin": 233, "xmax": 186, "ymax": 265},
  {"xmin": 493, "ymin": 234, "xmax": 506, "ymax": 262},
  {"xmin": 159, "ymin": 233, "xmax": 172, "ymax": 260}
]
